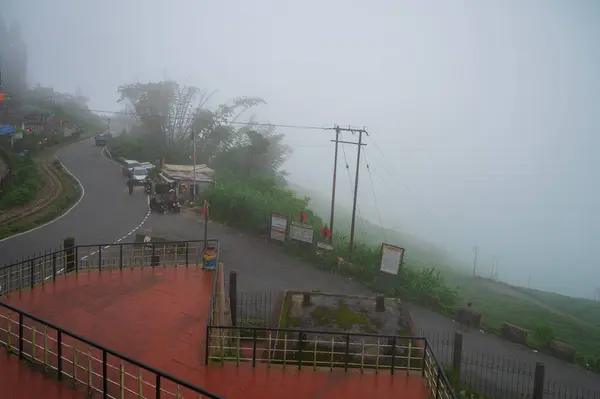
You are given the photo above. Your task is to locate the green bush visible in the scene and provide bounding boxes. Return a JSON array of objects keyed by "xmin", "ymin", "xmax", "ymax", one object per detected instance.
[
  {"xmin": 204, "ymin": 175, "xmax": 458, "ymax": 313},
  {"xmin": 533, "ymin": 325, "xmax": 555, "ymax": 348},
  {"xmin": 0, "ymin": 154, "xmax": 43, "ymax": 209}
]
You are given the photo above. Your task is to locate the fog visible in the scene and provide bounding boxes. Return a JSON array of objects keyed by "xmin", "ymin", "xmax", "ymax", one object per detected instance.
[{"xmin": 5, "ymin": 0, "xmax": 599, "ymax": 298}]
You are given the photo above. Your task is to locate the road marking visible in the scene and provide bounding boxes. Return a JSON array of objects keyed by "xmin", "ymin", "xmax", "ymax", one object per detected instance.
[
  {"xmin": 0, "ymin": 156, "xmax": 86, "ymax": 243},
  {"xmin": 79, "ymin": 209, "xmax": 151, "ymax": 260},
  {"xmin": 79, "ymin": 161, "xmax": 153, "ymax": 260}
]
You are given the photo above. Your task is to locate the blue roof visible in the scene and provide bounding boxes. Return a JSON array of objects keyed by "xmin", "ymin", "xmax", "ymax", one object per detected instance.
[{"xmin": 0, "ymin": 125, "xmax": 16, "ymax": 135}]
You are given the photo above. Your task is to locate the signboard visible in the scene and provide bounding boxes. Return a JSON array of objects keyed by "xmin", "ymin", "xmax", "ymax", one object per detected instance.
[
  {"xmin": 270, "ymin": 214, "xmax": 288, "ymax": 242},
  {"xmin": 289, "ymin": 210, "xmax": 314, "ymax": 244},
  {"xmin": 319, "ymin": 225, "xmax": 332, "ymax": 238},
  {"xmin": 380, "ymin": 243, "xmax": 405, "ymax": 275}
]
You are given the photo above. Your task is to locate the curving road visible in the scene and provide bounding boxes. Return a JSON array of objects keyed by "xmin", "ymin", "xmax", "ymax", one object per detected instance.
[{"xmin": 0, "ymin": 139, "xmax": 150, "ymax": 265}]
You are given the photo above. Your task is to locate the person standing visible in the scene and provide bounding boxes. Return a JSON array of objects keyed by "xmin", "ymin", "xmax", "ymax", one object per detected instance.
[{"xmin": 127, "ymin": 178, "xmax": 134, "ymax": 195}]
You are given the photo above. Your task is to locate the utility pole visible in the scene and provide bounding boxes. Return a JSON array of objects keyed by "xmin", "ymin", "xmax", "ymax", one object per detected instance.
[
  {"xmin": 107, "ymin": 118, "xmax": 111, "ymax": 134},
  {"xmin": 528, "ymin": 275, "xmax": 531, "ymax": 289},
  {"xmin": 349, "ymin": 129, "xmax": 364, "ymax": 252},
  {"xmin": 192, "ymin": 126, "xmax": 197, "ymax": 203},
  {"xmin": 328, "ymin": 126, "xmax": 367, "ymax": 252},
  {"xmin": 328, "ymin": 126, "xmax": 340, "ymax": 245},
  {"xmin": 472, "ymin": 245, "xmax": 479, "ymax": 277},
  {"xmin": 490, "ymin": 256, "xmax": 498, "ymax": 281}
]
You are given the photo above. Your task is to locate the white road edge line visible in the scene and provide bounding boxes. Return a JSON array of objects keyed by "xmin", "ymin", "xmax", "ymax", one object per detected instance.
[
  {"xmin": 0, "ymin": 155, "xmax": 86, "ymax": 243},
  {"xmin": 79, "ymin": 208, "xmax": 151, "ymax": 261}
]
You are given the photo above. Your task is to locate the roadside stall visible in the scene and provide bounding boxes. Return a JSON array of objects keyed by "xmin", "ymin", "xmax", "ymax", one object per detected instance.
[{"xmin": 160, "ymin": 164, "xmax": 215, "ymax": 202}]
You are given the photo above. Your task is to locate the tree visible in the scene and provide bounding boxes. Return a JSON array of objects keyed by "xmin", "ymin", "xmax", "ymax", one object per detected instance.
[
  {"xmin": 117, "ymin": 81, "xmax": 208, "ymax": 162},
  {"xmin": 115, "ymin": 80, "xmax": 289, "ymax": 179}
]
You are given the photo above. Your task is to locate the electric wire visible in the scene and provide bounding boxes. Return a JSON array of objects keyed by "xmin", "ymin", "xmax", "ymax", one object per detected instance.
[
  {"xmin": 33, "ymin": 105, "xmax": 337, "ymax": 132},
  {"xmin": 364, "ymin": 151, "xmax": 386, "ymax": 242},
  {"xmin": 365, "ymin": 134, "xmax": 439, "ymax": 223},
  {"xmin": 340, "ymin": 141, "xmax": 366, "ymax": 239}
]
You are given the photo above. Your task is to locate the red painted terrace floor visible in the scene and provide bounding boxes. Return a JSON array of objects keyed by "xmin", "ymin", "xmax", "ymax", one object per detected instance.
[
  {"xmin": 1, "ymin": 267, "xmax": 429, "ymax": 399},
  {"xmin": 0, "ymin": 350, "xmax": 84, "ymax": 399}
]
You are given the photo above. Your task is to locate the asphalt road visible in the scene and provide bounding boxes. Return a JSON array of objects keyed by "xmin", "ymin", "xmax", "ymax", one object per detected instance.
[{"xmin": 0, "ymin": 139, "xmax": 150, "ymax": 266}]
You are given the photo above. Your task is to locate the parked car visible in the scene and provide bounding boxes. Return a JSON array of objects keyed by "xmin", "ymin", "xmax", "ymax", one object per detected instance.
[
  {"xmin": 122, "ymin": 160, "xmax": 141, "ymax": 177},
  {"xmin": 131, "ymin": 167, "xmax": 149, "ymax": 185}
]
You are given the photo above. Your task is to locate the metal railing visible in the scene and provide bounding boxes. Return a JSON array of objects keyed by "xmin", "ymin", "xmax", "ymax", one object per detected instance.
[
  {"xmin": 205, "ymin": 325, "xmax": 456, "ymax": 399},
  {"xmin": 0, "ymin": 239, "xmax": 219, "ymax": 297},
  {"xmin": 0, "ymin": 301, "xmax": 225, "ymax": 398},
  {"xmin": 421, "ymin": 329, "xmax": 600, "ymax": 399}
]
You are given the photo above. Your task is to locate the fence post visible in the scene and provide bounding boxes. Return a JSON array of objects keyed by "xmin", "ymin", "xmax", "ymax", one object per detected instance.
[
  {"xmin": 229, "ymin": 271, "xmax": 237, "ymax": 326},
  {"xmin": 64, "ymin": 237, "xmax": 76, "ymax": 273},
  {"xmin": 533, "ymin": 362, "xmax": 545, "ymax": 399},
  {"xmin": 185, "ymin": 242, "xmax": 189, "ymax": 266},
  {"xmin": 102, "ymin": 349, "xmax": 108, "ymax": 394},
  {"xmin": 453, "ymin": 331, "xmax": 463, "ymax": 377},
  {"xmin": 98, "ymin": 245, "xmax": 102, "ymax": 270},
  {"xmin": 30, "ymin": 259, "xmax": 34, "ymax": 288},
  {"xmin": 18, "ymin": 313, "xmax": 24, "ymax": 358},
  {"xmin": 52, "ymin": 252, "xmax": 57, "ymax": 280},
  {"xmin": 375, "ymin": 295, "xmax": 385, "ymax": 312},
  {"xmin": 119, "ymin": 244, "xmax": 123, "ymax": 270},
  {"xmin": 57, "ymin": 330, "xmax": 63, "ymax": 380}
]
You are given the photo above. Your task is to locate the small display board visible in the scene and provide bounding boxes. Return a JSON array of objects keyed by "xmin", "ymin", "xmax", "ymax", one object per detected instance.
[
  {"xmin": 380, "ymin": 243, "xmax": 405, "ymax": 275},
  {"xmin": 289, "ymin": 210, "xmax": 314, "ymax": 244},
  {"xmin": 270, "ymin": 214, "xmax": 288, "ymax": 242}
]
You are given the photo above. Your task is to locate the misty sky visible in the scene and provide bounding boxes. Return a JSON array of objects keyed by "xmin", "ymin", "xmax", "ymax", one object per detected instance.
[{"xmin": 5, "ymin": 0, "xmax": 600, "ymax": 297}]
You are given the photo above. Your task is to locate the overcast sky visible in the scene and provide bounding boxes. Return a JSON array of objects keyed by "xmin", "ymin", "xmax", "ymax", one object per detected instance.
[{"xmin": 5, "ymin": 0, "xmax": 600, "ymax": 297}]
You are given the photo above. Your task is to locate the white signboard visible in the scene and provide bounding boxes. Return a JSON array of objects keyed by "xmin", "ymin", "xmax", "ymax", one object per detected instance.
[
  {"xmin": 289, "ymin": 223, "xmax": 314, "ymax": 244},
  {"xmin": 270, "ymin": 214, "xmax": 288, "ymax": 242},
  {"xmin": 380, "ymin": 244, "xmax": 405, "ymax": 275}
]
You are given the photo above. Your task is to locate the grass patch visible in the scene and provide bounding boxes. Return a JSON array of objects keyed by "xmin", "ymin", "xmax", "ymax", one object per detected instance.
[
  {"xmin": 442, "ymin": 269, "xmax": 600, "ymax": 371},
  {"xmin": 0, "ymin": 159, "xmax": 82, "ymax": 241},
  {"xmin": 311, "ymin": 300, "xmax": 368, "ymax": 329}
]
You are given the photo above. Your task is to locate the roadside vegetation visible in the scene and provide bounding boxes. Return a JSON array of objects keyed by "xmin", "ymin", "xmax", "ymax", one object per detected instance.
[
  {"xmin": 0, "ymin": 157, "xmax": 83, "ymax": 241},
  {"xmin": 0, "ymin": 147, "xmax": 43, "ymax": 209},
  {"xmin": 107, "ymin": 78, "xmax": 600, "ymax": 374}
]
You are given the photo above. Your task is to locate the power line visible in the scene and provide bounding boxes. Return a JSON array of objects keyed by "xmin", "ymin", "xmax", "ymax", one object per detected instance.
[
  {"xmin": 364, "ymin": 152, "xmax": 386, "ymax": 243},
  {"xmin": 365, "ymin": 134, "xmax": 439, "ymax": 223},
  {"xmin": 58, "ymin": 105, "xmax": 335, "ymax": 132},
  {"xmin": 340, "ymin": 141, "xmax": 366, "ymax": 239}
]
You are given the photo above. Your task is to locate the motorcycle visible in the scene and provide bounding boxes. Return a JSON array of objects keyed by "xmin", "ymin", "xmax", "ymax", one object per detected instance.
[
  {"xmin": 167, "ymin": 201, "xmax": 181, "ymax": 213},
  {"xmin": 149, "ymin": 197, "xmax": 166, "ymax": 213}
]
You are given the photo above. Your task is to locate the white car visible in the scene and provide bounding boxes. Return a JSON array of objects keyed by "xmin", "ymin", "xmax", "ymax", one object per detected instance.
[
  {"xmin": 122, "ymin": 160, "xmax": 141, "ymax": 177},
  {"xmin": 131, "ymin": 167, "xmax": 149, "ymax": 185}
]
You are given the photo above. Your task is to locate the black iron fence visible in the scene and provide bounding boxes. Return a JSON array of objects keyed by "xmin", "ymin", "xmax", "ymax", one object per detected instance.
[
  {"xmin": 205, "ymin": 324, "xmax": 456, "ymax": 399},
  {"xmin": 219, "ymin": 289, "xmax": 600, "ymax": 399},
  {"xmin": 0, "ymin": 301, "xmax": 225, "ymax": 398},
  {"xmin": 420, "ymin": 329, "xmax": 600, "ymax": 399},
  {"xmin": 0, "ymin": 239, "xmax": 219, "ymax": 297}
]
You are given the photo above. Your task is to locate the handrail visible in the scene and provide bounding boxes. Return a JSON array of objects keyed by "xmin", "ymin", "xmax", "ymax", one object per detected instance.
[
  {"xmin": 0, "ymin": 301, "xmax": 226, "ymax": 398},
  {"xmin": 0, "ymin": 239, "xmax": 219, "ymax": 272},
  {"xmin": 0, "ymin": 301, "xmax": 224, "ymax": 397},
  {"xmin": 206, "ymin": 324, "xmax": 457, "ymax": 399},
  {"xmin": 212, "ymin": 324, "xmax": 427, "ymax": 339},
  {"xmin": 423, "ymin": 339, "xmax": 457, "ymax": 395}
]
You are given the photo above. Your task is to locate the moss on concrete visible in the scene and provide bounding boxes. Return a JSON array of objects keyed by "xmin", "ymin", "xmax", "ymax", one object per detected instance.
[{"xmin": 311, "ymin": 299, "xmax": 369, "ymax": 329}]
